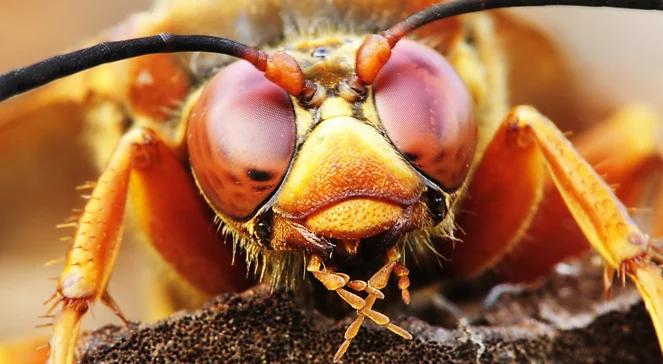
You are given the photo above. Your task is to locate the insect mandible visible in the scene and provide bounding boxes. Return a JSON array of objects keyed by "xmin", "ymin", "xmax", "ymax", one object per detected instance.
[{"xmin": 0, "ymin": 0, "xmax": 662, "ymax": 363}]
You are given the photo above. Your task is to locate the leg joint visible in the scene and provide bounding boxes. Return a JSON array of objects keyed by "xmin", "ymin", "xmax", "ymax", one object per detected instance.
[{"xmin": 122, "ymin": 127, "xmax": 160, "ymax": 169}]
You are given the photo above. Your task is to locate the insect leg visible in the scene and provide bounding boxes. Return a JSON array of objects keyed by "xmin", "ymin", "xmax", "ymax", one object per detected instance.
[
  {"xmin": 502, "ymin": 105, "xmax": 663, "ymax": 352},
  {"xmin": 48, "ymin": 127, "xmax": 249, "ymax": 364},
  {"xmin": 127, "ymin": 128, "xmax": 251, "ymax": 314},
  {"xmin": 48, "ymin": 128, "xmax": 137, "ymax": 364},
  {"xmin": 444, "ymin": 111, "xmax": 546, "ymax": 277},
  {"xmin": 498, "ymin": 105, "xmax": 663, "ymax": 281}
]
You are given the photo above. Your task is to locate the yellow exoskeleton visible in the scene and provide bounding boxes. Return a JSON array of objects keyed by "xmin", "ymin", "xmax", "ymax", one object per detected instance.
[{"xmin": 0, "ymin": 1, "xmax": 661, "ymax": 363}]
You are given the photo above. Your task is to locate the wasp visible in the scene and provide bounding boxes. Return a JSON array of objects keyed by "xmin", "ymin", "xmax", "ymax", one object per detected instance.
[{"xmin": 0, "ymin": 0, "xmax": 662, "ymax": 363}]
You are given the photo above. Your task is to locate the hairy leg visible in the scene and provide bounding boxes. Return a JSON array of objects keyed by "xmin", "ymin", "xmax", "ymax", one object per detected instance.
[
  {"xmin": 447, "ymin": 105, "xmax": 663, "ymax": 351},
  {"xmin": 47, "ymin": 127, "xmax": 249, "ymax": 364},
  {"xmin": 498, "ymin": 106, "xmax": 663, "ymax": 281},
  {"xmin": 500, "ymin": 106, "xmax": 663, "ymax": 351}
]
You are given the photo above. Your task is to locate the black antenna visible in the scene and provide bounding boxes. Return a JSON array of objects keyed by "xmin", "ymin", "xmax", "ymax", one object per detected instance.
[
  {"xmin": 388, "ymin": 0, "xmax": 663, "ymax": 40},
  {"xmin": 2, "ymin": 1, "xmax": 662, "ymax": 100},
  {"xmin": 355, "ymin": 0, "xmax": 663, "ymax": 84},
  {"xmin": 0, "ymin": 33, "xmax": 312, "ymax": 101}
]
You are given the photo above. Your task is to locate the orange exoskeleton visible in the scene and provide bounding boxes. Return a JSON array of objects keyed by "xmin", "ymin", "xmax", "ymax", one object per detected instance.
[{"xmin": 0, "ymin": 0, "xmax": 662, "ymax": 363}]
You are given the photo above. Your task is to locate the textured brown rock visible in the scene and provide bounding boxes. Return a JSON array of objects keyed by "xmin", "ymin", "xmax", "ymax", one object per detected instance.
[{"xmin": 78, "ymin": 261, "xmax": 659, "ymax": 363}]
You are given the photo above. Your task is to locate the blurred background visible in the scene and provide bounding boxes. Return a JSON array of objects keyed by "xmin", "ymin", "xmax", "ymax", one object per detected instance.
[
  {"xmin": 513, "ymin": 7, "xmax": 663, "ymax": 114},
  {"xmin": 0, "ymin": 0, "xmax": 662, "ymax": 343}
]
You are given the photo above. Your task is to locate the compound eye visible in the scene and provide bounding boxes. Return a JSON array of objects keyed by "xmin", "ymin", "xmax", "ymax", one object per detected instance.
[
  {"xmin": 188, "ymin": 60, "xmax": 296, "ymax": 220},
  {"xmin": 373, "ymin": 40, "xmax": 476, "ymax": 190}
]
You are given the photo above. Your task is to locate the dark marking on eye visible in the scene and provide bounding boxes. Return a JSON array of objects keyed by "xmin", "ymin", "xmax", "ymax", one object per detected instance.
[
  {"xmin": 403, "ymin": 152, "xmax": 419, "ymax": 162},
  {"xmin": 187, "ymin": 60, "xmax": 296, "ymax": 220},
  {"xmin": 372, "ymin": 39, "xmax": 475, "ymax": 190},
  {"xmin": 247, "ymin": 169, "xmax": 274, "ymax": 182}
]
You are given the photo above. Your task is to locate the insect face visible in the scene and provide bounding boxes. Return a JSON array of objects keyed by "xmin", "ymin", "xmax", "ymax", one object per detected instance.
[{"xmin": 187, "ymin": 35, "xmax": 475, "ymax": 267}]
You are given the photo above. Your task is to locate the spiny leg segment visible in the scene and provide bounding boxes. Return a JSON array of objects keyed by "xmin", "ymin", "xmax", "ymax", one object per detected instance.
[
  {"xmin": 496, "ymin": 105, "xmax": 663, "ymax": 282},
  {"xmin": 505, "ymin": 105, "xmax": 663, "ymax": 351},
  {"xmin": 46, "ymin": 128, "xmax": 140, "ymax": 364},
  {"xmin": 307, "ymin": 248, "xmax": 412, "ymax": 363},
  {"xmin": 46, "ymin": 127, "xmax": 249, "ymax": 364}
]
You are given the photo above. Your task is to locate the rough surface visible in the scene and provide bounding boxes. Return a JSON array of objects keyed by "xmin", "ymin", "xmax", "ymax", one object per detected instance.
[{"xmin": 79, "ymin": 261, "xmax": 659, "ymax": 363}]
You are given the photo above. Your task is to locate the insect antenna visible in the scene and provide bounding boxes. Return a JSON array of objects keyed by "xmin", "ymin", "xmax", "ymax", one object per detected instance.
[
  {"xmin": 390, "ymin": 0, "xmax": 662, "ymax": 39},
  {"xmin": 355, "ymin": 0, "xmax": 663, "ymax": 84},
  {"xmin": 0, "ymin": 33, "xmax": 317, "ymax": 101}
]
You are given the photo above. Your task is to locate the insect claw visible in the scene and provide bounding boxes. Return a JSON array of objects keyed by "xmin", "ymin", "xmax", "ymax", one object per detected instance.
[
  {"xmin": 43, "ymin": 292, "xmax": 58, "ymax": 305},
  {"xmin": 616, "ymin": 259, "xmax": 635, "ymax": 288},
  {"xmin": 101, "ymin": 291, "xmax": 129, "ymax": 326},
  {"xmin": 45, "ymin": 301, "xmax": 61, "ymax": 317},
  {"xmin": 603, "ymin": 265, "xmax": 615, "ymax": 297}
]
